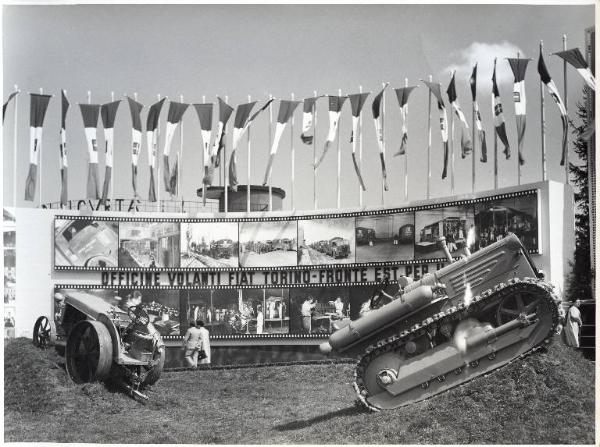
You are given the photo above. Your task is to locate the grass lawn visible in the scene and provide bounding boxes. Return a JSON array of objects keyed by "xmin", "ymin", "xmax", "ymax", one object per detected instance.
[{"xmin": 4, "ymin": 337, "xmax": 595, "ymax": 444}]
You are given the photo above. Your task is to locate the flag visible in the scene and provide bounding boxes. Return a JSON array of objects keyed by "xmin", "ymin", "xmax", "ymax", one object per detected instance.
[
  {"xmin": 263, "ymin": 99, "xmax": 301, "ymax": 186},
  {"xmin": 446, "ymin": 72, "xmax": 473, "ymax": 158},
  {"xmin": 59, "ymin": 90, "xmax": 69, "ymax": 205},
  {"xmin": 470, "ymin": 64, "xmax": 488, "ymax": 163},
  {"xmin": 492, "ymin": 59, "xmax": 511, "ymax": 159},
  {"xmin": 79, "ymin": 103, "xmax": 101, "ymax": 200},
  {"xmin": 163, "ymin": 101, "xmax": 189, "ymax": 195},
  {"xmin": 2, "ymin": 91, "xmax": 19, "ymax": 123},
  {"xmin": 24, "ymin": 93, "xmax": 52, "ymax": 201},
  {"xmin": 507, "ymin": 58, "xmax": 530, "ymax": 165},
  {"xmin": 422, "ymin": 80, "xmax": 449, "ymax": 179},
  {"xmin": 229, "ymin": 99, "xmax": 274, "ymax": 190},
  {"xmin": 100, "ymin": 100, "xmax": 120, "ymax": 204},
  {"xmin": 372, "ymin": 83, "xmax": 390, "ymax": 190},
  {"xmin": 348, "ymin": 92, "xmax": 370, "ymax": 190},
  {"xmin": 126, "ymin": 97, "xmax": 144, "ymax": 197},
  {"xmin": 212, "ymin": 97, "xmax": 234, "ymax": 172},
  {"xmin": 193, "ymin": 103, "xmax": 213, "ymax": 198},
  {"xmin": 538, "ymin": 49, "xmax": 569, "ymax": 166},
  {"xmin": 228, "ymin": 101, "xmax": 256, "ymax": 191},
  {"xmin": 393, "ymin": 86, "xmax": 416, "ymax": 157},
  {"xmin": 146, "ymin": 97, "xmax": 166, "ymax": 202},
  {"xmin": 553, "ymin": 48, "xmax": 596, "ymax": 91},
  {"xmin": 300, "ymin": 96, "xmax": 320, "ymax": 144},
  {"xmin": 315, "ymin": 95, "xmax": 347, "ymax": 168}
]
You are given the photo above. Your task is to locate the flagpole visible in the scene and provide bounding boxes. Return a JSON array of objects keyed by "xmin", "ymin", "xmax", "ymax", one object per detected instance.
[
  {"xmin": 39, "ymin": 87, "xmax": 44, "ymax": 208},
  {"xmin": 247, "ymin": 94, "xmax": 252, "ymax": 213},
  {"xmin": 404, "ymin": 78, "xmax": 409, "ymax": 202},
  {"xmin": 471, "ymin": 77, "xmax": 476, "ymax": 193},
  {"xmin": 494, "ymin": 119, "xmax": 498, "ymax": 190},
  {"xmin": 224, "ymin": 94, "xmax": 229, "ymax": 215},
  {"xmin": 563, "ymin": 34, "xmax": 569, "ymax": 184},
  {"xmin": 449, "ymin": 75, "xmax": 455, "ymax": 196},
  {"xmin": 156, "ymin": 94, "xmax": 161, "ymax": 212},
  {"xmin": 337, "ymin": 88, "xmax": 342, "ymax": 209},
  {"xmin": 291, "ymin": 92, "xmax": 295, "ymax": 211},
  {"xmin": 427, "ymin": 75, "xmax": 432, "ymax": 200},
  {"xmin": 313, "ymin": 90, "xmax": 318, "ymax": 210},
  {"xmin": 517, "ymin": 52, "xmax": 522, "ymax": 186},
  {"xmin": 381, "ymin": 82, "xmax": 385, "ymax": 207},
  {"xmin": 178, "ymin": 94, "xmax": 183, "ymax": 199},
  {"xmin": 13, "ymin": 85, "xmax": 18, "ymax": 209},
  {"xmin": 202, "ymin": 94, "xmax": 206, "ymax": 211},
  {"xmin": 268, "ymin": 93, "xmax": 273, "ymax": 212},
  {"xmin": 540, "ymin": 41, "xmax": 547, "ymax": 182},
  {"xmin": 110, "ymin": 91, "xmax": 115, "ymax": 209},
  {"xmin": 359, "ymin": 85, "xmax": 364, "ymax": 208},
  {"xmin": 133, "ymin": 92, "xmax": 138, "ymax": 204}
]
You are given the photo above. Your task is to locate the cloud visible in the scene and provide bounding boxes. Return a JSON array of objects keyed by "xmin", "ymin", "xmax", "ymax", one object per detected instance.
[{"xmin": 443, "ymin": 41, "xmax": 524, "ymax": 91}]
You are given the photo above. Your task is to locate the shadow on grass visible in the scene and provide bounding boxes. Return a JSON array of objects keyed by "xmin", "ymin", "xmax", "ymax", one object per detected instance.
[{"xmin": 274, "ymin": 405, "xmax": 365, "ymax": 431}]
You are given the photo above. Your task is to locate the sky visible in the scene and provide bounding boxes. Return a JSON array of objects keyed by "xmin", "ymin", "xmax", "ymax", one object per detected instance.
[{"xmin": 2, "ymin": 3, "xmax": 595, "ymax": 212}]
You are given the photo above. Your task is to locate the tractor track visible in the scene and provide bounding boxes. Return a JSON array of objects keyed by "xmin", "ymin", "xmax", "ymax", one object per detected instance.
[{"xmin": 353, "ymin": 277, "xmax": 561, "ymax": 412}]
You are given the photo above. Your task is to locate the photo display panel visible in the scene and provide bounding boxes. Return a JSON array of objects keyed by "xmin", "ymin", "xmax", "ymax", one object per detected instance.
[{"xmin": 53, "ymin": 189, "xmax": 539, "ymax": 272}]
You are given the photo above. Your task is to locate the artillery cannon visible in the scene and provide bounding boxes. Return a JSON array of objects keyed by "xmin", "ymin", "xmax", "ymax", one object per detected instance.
[
  {"xmin": 320, "ymin": 233, "xmax": 562, "ymax": 411},
  {"xmin": 33, "ymin": 291, "xmax": 165, "ymax": 399}
]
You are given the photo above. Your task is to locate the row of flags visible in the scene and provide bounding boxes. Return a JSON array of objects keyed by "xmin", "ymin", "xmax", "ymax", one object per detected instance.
[{"xmin": 2, "ymin": 47, "xmax": 595, "ymax": 206}]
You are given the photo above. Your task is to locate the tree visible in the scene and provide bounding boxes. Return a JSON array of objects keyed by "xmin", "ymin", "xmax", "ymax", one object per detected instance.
[{"xmin": 565, "ymin": 89, "xmax": 593, "ymax": 303}]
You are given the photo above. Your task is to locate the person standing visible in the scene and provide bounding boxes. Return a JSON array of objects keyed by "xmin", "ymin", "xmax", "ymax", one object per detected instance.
[
  {"xmin": 197, "ymin": 320, "xmax": 211, "ymax": 364},
  {"xmin": 564, "ymin": 300, "xmax": 583, "ymax": 348},
  {"xmin": 182, "ymin": 320, "xmax": 203, "ymax": 367},
  {"xmin": 256, "ymin": 305, "xmax": 264, "ymax": 334},
  {"xmin": 301, "ymin": 296, "xmax": 316, "ymax": 333}
]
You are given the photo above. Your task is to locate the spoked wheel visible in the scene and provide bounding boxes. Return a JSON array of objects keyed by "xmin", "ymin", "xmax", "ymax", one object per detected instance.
[
  {"xmin": 66, "ymin": 321, "xmax": 113, "ymax": 384},
  {"xmin": 496, "ymin": 289, "xmax": 543, "ymax": 326},
  {"xmin": 33, "ymin": 316, "xmax": 56, "ymax": 349},
  {"xmin": 143, "ymin": 347, "xmax": 166, "ymax": 386}
]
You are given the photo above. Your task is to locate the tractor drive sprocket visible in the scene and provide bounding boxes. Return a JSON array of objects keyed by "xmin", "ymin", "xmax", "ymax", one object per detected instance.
[{"xmin": 353, "ymin": 277, "xmax": 561, "ymax": 412}]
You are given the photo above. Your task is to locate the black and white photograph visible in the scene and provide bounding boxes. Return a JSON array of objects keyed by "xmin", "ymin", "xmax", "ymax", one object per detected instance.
[
  {"xmin": 119, "ymin": 221, "xmax": 180, "ymax": 268},
  {"xmin": 414, "ymin": 205, "xmax": 475, "ymax": 260},
  {"xmin": 54, "ymin": 219, "xmax": 118, "ymax": 268},
  {"xmin": 3, "ymin": 2, "xmax": 595, "ymax": 445},
  {"xmin": 474, "ymin": 194, "xmax": 539, "ymax": 252},
  {"xmin": 239, "ymin": 220, "xmax": 297, "ymax": 267},
  {"xmin": 289, "ymin": 286, "xmax": 350, "ymax": 334},
  {"xmin": 298, "ymin": 218, "xmax": 355, "ymax": 265},
  {"xmin": 180, "ymin": 222, "xmax": 239, "ymax": 268},
  {"xmin": 355, "ymin": 212, "xmax": 415, "ymax": 262}
]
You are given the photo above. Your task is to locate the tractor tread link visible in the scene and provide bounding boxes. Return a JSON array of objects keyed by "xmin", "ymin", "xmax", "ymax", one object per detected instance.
[{"xmin": 353, "ymin": 277, "xmax": 561, "ymax": 412}]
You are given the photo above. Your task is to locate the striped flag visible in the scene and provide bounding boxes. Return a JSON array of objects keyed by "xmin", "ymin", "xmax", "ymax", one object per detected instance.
[
  {"xmin": 24, "ymin": 93, "xmax": 52, "ymax": 201},
  {"xmin": 372, "ymin": 83, "xmax": 390, "ymax": 191},
  {"xmin": 59, "ymin": 90, "xmax": 69, "ymax": 205},
  {"xmin": 300, "ymin": 96, "xmax": 320, "ymax": 144},
  {"xmin": 163, "ymin": 101, "xmax": 189, "ymax": 195},
  {"xmin": 228, "ymin": 101, "xmax": 256, "ymax": 191},
  {"xmin": 100, "ymin": 100, "xmax": 120, "ymax": 204},
  {"xmin": 492, "ymin": 59, "xmax": 511, "ymax": 160},
  {"xmin": 2, "ymin": 91, "xmax": 19, "ymax": 123},
  {"xmin": 212, "ymin": 97, "xmax": 234, "ymax": 171},
  {"xmin": 145, "ymin": 97, "xmax": 166, "ymax": 202},
  {"xmin": 393, "ymin": 86, "xmax": 416, "ymax": 156},
  {"xmin": 230, "ymin": 99, "xmax": 274, "ymax": 190},
  {"xmin": 507, "ymin": 58, "xmax": 530, "ymax": 165},
  {"xmin": 348, "ymin": 92, "xmax": 370, "ymax": 190},
  {"xmin": 446, "ymin": 72, "xmax": 473, "ymax": 158},
  {"xmin": 422, "ymin": 80, "xmax": 449, "ymax": 179},
  {"xmin": 79, "ymin": 103, "xmax": 101, "ymax": 200},
  {"xmin": 470, "ymin": 64, "xmax": 488, "ymax": 162},
  {"xmin": 553, "ymin": 48, "xmax": 596, "ymax": 91},
  {"xmin": 263, "ymin": 99, "xmax": 301, "ymax": 186},
  {"xmin": 126, "ymin": 97, "xmax": 144, "ymax": 197},
  {"xmin": 193, "ymin": 103, "xmax": 213, "ymax": 193},
  {"xmin": 538, "ymin": 49, "xmax": 569, "ymax": 166},
  {"xmin": 315, "ymin": 95, "xmax": 347, "ymax": 168}
]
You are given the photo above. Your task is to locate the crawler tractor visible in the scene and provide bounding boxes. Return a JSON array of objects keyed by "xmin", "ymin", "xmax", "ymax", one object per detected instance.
[{"xmin": 320, "ymin": 234, "xmax": 562, "ymax": 411}]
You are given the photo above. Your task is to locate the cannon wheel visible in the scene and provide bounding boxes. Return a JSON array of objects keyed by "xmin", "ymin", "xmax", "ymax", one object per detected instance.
[
  {"xmin": 66, "ymin": 321, "xmax": 113, "ymax": 384},
  {"xmin": 33, "ymin": 316, "xmax": 56, "ymax": 349},
  {"xmin": 144, "ymin": 348, "xmax": 166, "ymax": 386}
]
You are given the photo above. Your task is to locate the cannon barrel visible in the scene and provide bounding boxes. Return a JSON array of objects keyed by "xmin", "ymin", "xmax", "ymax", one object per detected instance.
[{"xmin": 320, "ymin": 285, "xmax": 435, "ymax": 354}]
